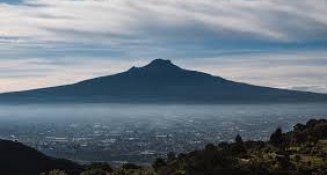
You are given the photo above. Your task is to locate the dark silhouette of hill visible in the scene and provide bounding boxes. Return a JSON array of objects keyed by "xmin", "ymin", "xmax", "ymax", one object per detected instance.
[
  {"xmin": 0, "ymin": 139, "xmax": 82, "ymax": 175},
  {"xmin": 1, "ymin": 59, "xmax": 327, "ymax": 103}
]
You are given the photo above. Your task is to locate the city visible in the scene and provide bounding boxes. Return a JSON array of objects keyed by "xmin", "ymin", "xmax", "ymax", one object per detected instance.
[{"xmin": 0, "ymin": 109, "xmax": 318, "ymax": 165}]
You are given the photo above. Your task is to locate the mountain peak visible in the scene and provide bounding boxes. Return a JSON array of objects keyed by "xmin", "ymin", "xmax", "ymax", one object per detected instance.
[
  {"xmin": 149, "ymin": 58, "xmax": 173, "ymax": 65},
  {"xmin": 127, "ymin": 59, "xmax": 182, "ymax": 74},
  {"xmin": 142, "ymin": 59, "xmax": 181, "ymax": 71}
]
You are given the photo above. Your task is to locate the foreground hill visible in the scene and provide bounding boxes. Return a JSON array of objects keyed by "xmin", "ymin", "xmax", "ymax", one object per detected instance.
[
  {"xmin": 1, "ymin": 59, "xmax": 327, "ymax": 103},
  {"xmin": 0, "ymin": 139, "xmax": 82, "ymax": 175}
]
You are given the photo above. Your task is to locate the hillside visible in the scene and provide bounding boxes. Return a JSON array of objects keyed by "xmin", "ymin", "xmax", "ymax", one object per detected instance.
[
  {"xmin": 0, "ymin": 139, "xmax": 82, "ymax": 175},
  {"xmin": 1, "ymin": 59, "xmax": 327, "ymax": 103}
]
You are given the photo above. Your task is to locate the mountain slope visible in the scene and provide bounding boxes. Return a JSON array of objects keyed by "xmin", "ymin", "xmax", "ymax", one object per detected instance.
[
  {"xmin": 1, "ymin": 59, "xmax": 327, "ymax": 103},
  {"xmin": 0, "ymin": 139, "xmax": 82, "ymax": 175}
]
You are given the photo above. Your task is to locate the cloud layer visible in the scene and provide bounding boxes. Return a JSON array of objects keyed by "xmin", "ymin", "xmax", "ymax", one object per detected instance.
[
  {"xmin": 1, "ymin": 0, "xmax": 327, "ymax": 53},
  {"xmin": 0, "ymin": 0, "xmax": 326, "ymax": 93}
]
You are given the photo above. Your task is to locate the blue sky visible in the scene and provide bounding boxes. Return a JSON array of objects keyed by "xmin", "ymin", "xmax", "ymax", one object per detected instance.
[{"xmin": 0, "ymin": 0, "xmax": 326, "ymax": 93}]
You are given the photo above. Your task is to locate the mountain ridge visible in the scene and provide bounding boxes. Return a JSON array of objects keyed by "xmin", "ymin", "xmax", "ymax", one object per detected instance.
[{"xmin": 1, "ymin": 59, "xmax": 327, "ymax": 103}]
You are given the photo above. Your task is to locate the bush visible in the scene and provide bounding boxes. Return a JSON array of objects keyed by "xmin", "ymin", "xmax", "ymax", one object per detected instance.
[
  {"xmin": 152, "ymin": 158, "xmax": 166, "ymax": 171},
  {"xmin": 80, "ymin": 169, "xmax": 109, "ymax": 175},
  {"xmin": 122, "ymin": 163, "xmax": 141, "ymax": 170},
  {"xmin": 85, "ymin": 162, "xmax": 113, "ymax": 173},
  {"xmin": 48, "ymin": 169, "xmax": 67, "ymax": 175}
]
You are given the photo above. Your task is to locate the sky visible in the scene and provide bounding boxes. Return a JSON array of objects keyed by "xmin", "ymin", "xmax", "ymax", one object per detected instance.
[{"xmin": 0, "ymin": 0, "xmax": 326, "ymax": 93}]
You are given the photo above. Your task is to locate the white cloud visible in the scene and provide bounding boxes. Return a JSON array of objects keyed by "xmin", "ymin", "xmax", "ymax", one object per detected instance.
[{"xmin": 0, "ymin": 0, "xmax": 326, "ymax": 47}]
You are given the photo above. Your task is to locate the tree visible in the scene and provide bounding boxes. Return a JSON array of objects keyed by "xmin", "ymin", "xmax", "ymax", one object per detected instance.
[
  {"xmin": 205, "ymin": 143, "xmax": 216, "ymax": 151},
  {"xmin": 293, "ymin": 123, "xmax": 305, "ymax": 132},
  {"xmin": 232, "ymin": 134, "xmax": 246, "ymax": 155},
  {"xmin": 270, "ymin": 128, "xmax": 284, "ymax": 148},
  {"xmin": 167, "ymin": 152, "xmax": 176, "ymax": 162},
  {"xmin": 235, "ymin": 134, "xmax": 244, "ymax": 145}
]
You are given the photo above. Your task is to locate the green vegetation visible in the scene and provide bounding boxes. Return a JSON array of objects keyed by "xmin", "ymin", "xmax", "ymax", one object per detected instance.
[{"xmin": 43, "ymin": 119, "xmax": 327, "ymax": 175}]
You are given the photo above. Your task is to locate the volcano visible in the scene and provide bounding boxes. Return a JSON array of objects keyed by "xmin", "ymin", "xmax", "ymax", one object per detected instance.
[{"xmin": 1, "ymin": 59, "xmax": 326, "ymax": 103}]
